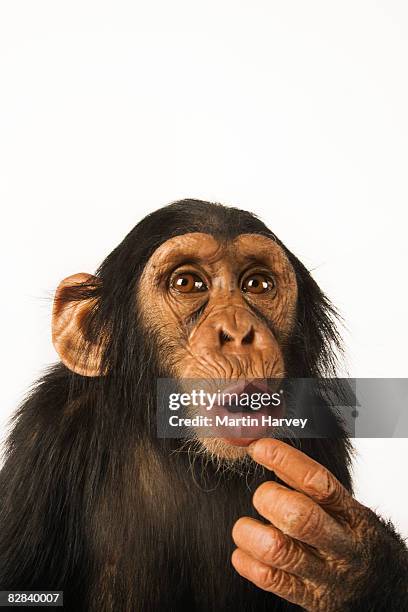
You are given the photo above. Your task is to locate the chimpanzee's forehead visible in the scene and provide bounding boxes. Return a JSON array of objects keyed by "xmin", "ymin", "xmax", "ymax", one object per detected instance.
[{"xmin": 146, "ymin": 232, "xmax": 292, "ymax": 271}]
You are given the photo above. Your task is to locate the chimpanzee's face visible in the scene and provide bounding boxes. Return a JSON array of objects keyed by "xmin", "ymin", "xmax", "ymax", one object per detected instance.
[{"xmin": 138, "ymin": 232, "xmax": 298, "ymax": 460}]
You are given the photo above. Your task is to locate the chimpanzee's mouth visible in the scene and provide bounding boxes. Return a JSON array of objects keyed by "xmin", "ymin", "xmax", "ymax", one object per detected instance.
[
  {"xmin": 182, "ymin": 378, "xmax": 285, "ymax": 448},
  {"xmin": 215, "ymin": 379, "xmax": 281, "ymax": 413},
  {"xmin": 202, "ymin": 378, "xmax": 284, "ymax": 447},
  {"xmin": 221, "ymin": 381, "xmax": 270, "ymax": 413}
]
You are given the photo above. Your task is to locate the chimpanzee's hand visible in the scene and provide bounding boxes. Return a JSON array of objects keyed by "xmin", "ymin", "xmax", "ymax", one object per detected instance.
[{"xmin": 231, "ymin": 439, "xmax": 408, "ymax": 611}]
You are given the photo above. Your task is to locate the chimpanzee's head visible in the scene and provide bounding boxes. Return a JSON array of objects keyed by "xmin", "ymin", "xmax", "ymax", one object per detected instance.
[{"xmin": 52, "ymin": 200, "xmax": 341, "ymax": 461}]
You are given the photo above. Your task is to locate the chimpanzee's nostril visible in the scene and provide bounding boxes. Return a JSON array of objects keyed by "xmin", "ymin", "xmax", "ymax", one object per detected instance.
[
  {"xmin": 242, "ymin": 326, "xmax": 255, "ymax": 345},
  {"xmin": 219, "ymin": 330, "xmax": 233, "ymax": 345},
  {"xmin": 219, "ymin": 325, "xmax": 255, "ymax": 346}
]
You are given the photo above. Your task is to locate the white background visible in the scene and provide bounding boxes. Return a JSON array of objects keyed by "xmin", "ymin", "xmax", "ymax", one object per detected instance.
[{"xmin": 0, "ymin": 2, "xmax": 407, "ymax": 537}]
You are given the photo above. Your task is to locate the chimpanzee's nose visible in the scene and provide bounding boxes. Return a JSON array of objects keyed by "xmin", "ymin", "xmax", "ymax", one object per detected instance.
[{"xmin": 217, "ymin": 309, "xmax": 256, "ymax": 349}]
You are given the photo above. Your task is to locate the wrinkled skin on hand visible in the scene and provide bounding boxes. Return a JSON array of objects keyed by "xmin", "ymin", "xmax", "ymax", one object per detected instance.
[{"xmin": 232, "ymin": 439, "xmax": 408, "ymax": 611}]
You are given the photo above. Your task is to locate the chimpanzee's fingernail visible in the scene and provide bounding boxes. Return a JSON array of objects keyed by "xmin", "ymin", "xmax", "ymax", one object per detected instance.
[{"xmin": 246, "ymin": 441, "xmax": 258, "ymax": 456}]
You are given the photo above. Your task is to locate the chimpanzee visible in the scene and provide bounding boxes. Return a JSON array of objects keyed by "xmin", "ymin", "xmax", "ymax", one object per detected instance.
[{"xmin": 0, "ymin": 200, "xmax": 407, "ymax": 611}]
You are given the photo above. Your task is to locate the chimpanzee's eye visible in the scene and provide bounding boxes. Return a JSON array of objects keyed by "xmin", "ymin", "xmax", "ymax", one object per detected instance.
[
  {"xmin": 171, "ymin": 272, "xmax": 208, "ymax": 293},
  {"xmin": 241, "ymin": 273, "xmax": 274, "ymax": 294}
]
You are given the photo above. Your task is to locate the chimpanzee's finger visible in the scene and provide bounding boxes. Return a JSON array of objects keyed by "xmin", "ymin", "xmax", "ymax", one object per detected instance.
[
  {"xmin": 232, "ymin": 516, "xmax": 327, "ymax": 582},
  {"xmin": 231, "ymin": 548, "xmax": 312, "ymax": 608},
  {"xmin": 247, "ymin": 438, "xmax": 351, "ymax": 514},
  {"xmin": 251, "ymin": 481, "xmax": 352, "ymax": 556}
]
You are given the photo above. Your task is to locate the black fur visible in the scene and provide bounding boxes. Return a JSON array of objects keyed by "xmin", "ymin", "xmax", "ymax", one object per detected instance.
[{"xmin": 0, "ymin": 200, "xmax": 405, "ymax": 611}]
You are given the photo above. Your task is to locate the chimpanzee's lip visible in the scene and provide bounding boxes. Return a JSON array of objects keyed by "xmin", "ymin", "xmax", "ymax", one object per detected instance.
[
  {"xmin": 192, "ymin": 378, "xmax": 283, "ymax": 445},
  {"xmin": 221, "ymin": 378, "xmax": 269, "ymax": 396},
  {"xmin": 210, "ymin": 379, "xmax": 283, "ymax": 445},
  {"xmin": 218, "ymin": 379, "xmax": 270, "ymax": 411}
]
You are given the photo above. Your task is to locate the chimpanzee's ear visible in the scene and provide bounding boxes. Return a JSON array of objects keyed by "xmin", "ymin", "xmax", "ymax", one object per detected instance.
[{"xmin": 52, "ymin": 273, "xmax": 103, "ymax": 377}]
